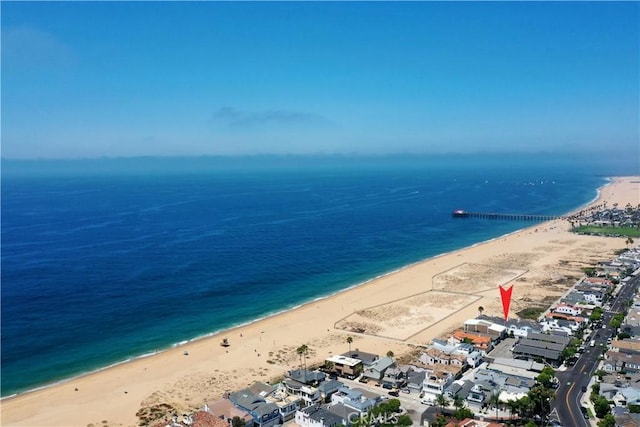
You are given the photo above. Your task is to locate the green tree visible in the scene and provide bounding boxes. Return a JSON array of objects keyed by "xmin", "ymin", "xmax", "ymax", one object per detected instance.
[
  {"xmin": 452, "ymin": 394, "xmax": 464, "ymax": 410},
  {"xmin": 597, "ymin": 413, "xmax": 616, "ymax": 427},
  {"xmin": 590, "ymin": 307, "xmax": 603, "ymax": 322},
  {"xmin": 432, "ymin": 415, "xmax": 448, "ymax": 427},
  {"xmin": 536, "ymin": 366, "xmax": 556, "ymax": 388},
  {"xmin": 435, "ymin": 393, "xmax": 449, "ymax": 413},
  {"xmin": 594, "ymin": 396, "xmax": 611, "ymax": 418},
  {"xmin": 393, "ymin": 415, "xmax": 412, "ymax": 427},
  {"xmin": 386, "ymin": 350, "xmax": 394, "ymax": 358},
  {"xmin": 454, "ymin": 408, "xmax": 474, "ymax": 420},
  {"xmin": 346, "ymin": 336, "xmax": 353, "ymax": 353},
  {"xmin": 478, "ymin": 306, "xmax": 484, "ymax": 316},
  {"xmin": 231, "ymin": 416, "xmax": 246, "ymax": 427}
]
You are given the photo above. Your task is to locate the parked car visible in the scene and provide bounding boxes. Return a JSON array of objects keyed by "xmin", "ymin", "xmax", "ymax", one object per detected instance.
[
  {"xmin": 388, "ymin": 390, "xmax": 399, "ymax": 397},
  {"xmin": 401, "ymin": 388, "xmax": 410, "ymax": 394}
]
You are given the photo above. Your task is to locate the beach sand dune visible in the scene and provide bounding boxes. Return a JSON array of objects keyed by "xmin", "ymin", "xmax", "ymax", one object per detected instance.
[{"xmin": 2, "ymin": 176, "xmax": 638, "ymax": 427}]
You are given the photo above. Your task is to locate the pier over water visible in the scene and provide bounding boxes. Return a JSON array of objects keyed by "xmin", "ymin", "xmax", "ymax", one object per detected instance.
[{"xmin": 452, "ymin": 210, "xmax": 566, "ymax": 221}]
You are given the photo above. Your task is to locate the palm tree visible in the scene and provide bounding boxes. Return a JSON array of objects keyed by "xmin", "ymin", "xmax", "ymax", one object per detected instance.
[
  {"xmin": 452, "ymin": 394, "xmax": 464, "ymax": 410},
  {"xmin": 478, "ymin": 306, "xmax": 485, "ymax": 317},
  {"xmin": 488, "ymin": 392, "xmax": 501, "ymax": 420},
  {"xmin": 435, "ymin": 393, "xmax": 449, "ymax": 413},
  {"xmin": 346, "ymin": 336, "xmax": 353, "ymax": 354},
  {"xmin": 626, "ymin": 237, "xmax": 634, "ymax": 248},
  {"xmin": 296, "ymin": 344, "xmax": 308, "ymax": 370},
  {"xmin": 386, "ymin": 350, "xmax": 394, "ymax": 358}
]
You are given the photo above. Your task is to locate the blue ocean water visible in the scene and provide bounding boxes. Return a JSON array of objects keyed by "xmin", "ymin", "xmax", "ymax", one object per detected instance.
[{"xmin": 1, "ymin": 154, "xmax": 635, "ymax": 396}]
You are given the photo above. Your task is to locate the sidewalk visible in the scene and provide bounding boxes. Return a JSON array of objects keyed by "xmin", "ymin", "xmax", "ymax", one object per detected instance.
[{"xmin": 580, "ymin": 362, "xmax": 601, "ymax": 426}]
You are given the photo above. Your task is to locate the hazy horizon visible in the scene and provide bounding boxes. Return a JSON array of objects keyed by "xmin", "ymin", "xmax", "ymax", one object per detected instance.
[{"xmin": 2, "ymin": 2, "xmax": 638, "ymax": 160}]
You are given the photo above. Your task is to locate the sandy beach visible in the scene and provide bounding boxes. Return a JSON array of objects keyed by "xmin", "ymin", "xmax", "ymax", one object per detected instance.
[{"xmin": 2, "ymin": 176, "xmax": 639, "ymax": 427}]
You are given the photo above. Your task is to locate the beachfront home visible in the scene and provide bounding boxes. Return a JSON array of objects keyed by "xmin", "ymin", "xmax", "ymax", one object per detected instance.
[
  {"xmin": 341, "ymin": 350, "xmax": 379, "ymax": 368},
  {"xmin": 280, "ymin": 378, "xmax": 322, "ymax": 406},
  {"xmin": 264, "ymin": 389, "xmax": 302, "ymax": 422},
  {"xmin": 248, "ymin": 382, "xmax": 276, "ymax": 398},
  {"xmin": 295, "ymin": 404, "xmax": 345, "ymax": 427},
  {"xmin": 287, "ymin": 369, "xmax": 326, "ymax": 386},
  {"xmin": 362, "ymin": 356, "xmax": 395, "ymax": 382},
  {"xmin": 463, "ymin": 318, "xmax": 507, "ymax": 339},
  {"xmin": 325, "ymin": 355, "xmax": 363, "ymax": 379},
  {"xmin": 203, "ymin": 399, "xmax": 254, "ymax": 427},
  {"xmin": 228, "ymin": 390, "xmax": 281, "ymax": 427}
]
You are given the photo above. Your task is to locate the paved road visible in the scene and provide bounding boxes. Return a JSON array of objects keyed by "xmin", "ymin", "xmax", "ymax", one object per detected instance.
[{"xmin": 553, "ymin": 273, "xmax": 640, "ymax": 427}]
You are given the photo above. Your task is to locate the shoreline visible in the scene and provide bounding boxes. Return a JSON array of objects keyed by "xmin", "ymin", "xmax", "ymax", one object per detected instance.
[
  {"xmin": 0, "ymin": 206, "xmax": 544, "ymax": 400},
  {"xmin": 2, "ymin": 176, "xmax": 638, "ymax": 427}
]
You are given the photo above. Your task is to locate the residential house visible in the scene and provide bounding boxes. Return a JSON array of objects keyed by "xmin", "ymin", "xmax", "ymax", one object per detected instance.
[
  {"xmin": 552, "ymin": 303, "xmax": 583, "ymax": 317},
  {"xmin": 227, "ymin": 390, "xmax": 281, "ymax": 427},
  {"xmin": 341, "ymin": 351, "xmax": 379, "ymax": 368},
  {"xmin": 265, "ymin": 391, "xmax": 301, "ymax": 422},
  {"xmin": 203, "ymin": 399, "xmax": 254, "ymax": 427},
  {"xmin": 330, "ymin": 386, "xmax": 380, "ymax": 414},
  {"xmin": 603, "ymin": 351, "xmax": 640, "ymax": 374},
  {"xmin": 288, "ymin": 369, "xmax": 326, "ymax": 386},
  {"xmin": 382, "ymin": 366, "xmax": 406, "ymax": 389},
  {"xmin": 466, "ymin": 384, "xmax": 487, "ymax": 407},
  {"xmin": 406, "ymin": 370, "xmax": 426, "ymax": 392},
  {"xmin": 611, "ymin": 339, "xmax": 640, "ymax": 354},
  {"xmin": 444, "ymin": 379, "xmax": 475, "ymax": 400},
  {"xmin": 248, "ymin": 382, "xmax": 276, "ymax": 398},
  {"xmin": 463, "ymin": 318, "xmax": 506, "ymax": 339},
  {"xmin": 324, "ymin": 404, "xmax": 354, "ymax": 427},
  {"xmin": 450, "ymin": 330, "xmax": 492, "ymax": 351},
  {"xmin": 419, "ymin": 347, "xmax": 467, "ymax": 367},
  {"xmin": 317, "ymin": 380, "xmax": 344, "ymax": 402},
  {"xmin": 362, "ymin": 357, "xmax": 395, "ymax": 382},
  {"xmin": 422, "ymin": 370, "xmax": 454, "ymax": 397},
  {"xmin": 582, "ymin": 277, "xmax": 614, "ymax": 287},
  {"xmin": 295, "ymin": 404, "xmax": 345, "ymax": 427},
  {"xmin": 281, "ymin": 378, "xmax": 321, "ymax": 406},
  {"xmin": 325, "ymin": 355, "xmax": 363, "ymax": 379}
]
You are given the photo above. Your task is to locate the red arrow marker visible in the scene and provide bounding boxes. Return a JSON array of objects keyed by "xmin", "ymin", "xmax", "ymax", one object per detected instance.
[{"xmin": 500, "ymin": 285, "xmax": 513, "ymax": 321}]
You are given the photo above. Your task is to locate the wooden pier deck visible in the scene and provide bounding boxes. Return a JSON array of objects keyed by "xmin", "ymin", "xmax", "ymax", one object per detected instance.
[{"xmin": 452, "ymin": 210, "xmax": 566, "ymax": 221}]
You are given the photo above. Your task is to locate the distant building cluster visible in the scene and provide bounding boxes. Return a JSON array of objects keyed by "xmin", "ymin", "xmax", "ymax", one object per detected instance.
[{"xmin": 569, "ymin": 202, "xmax": 640, "ymax": 230}]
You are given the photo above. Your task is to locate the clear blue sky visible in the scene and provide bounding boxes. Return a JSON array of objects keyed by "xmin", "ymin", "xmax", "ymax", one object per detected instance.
[{"xmin": 2, "ymin": 1, "xmax": 638, "ymax": 159}]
